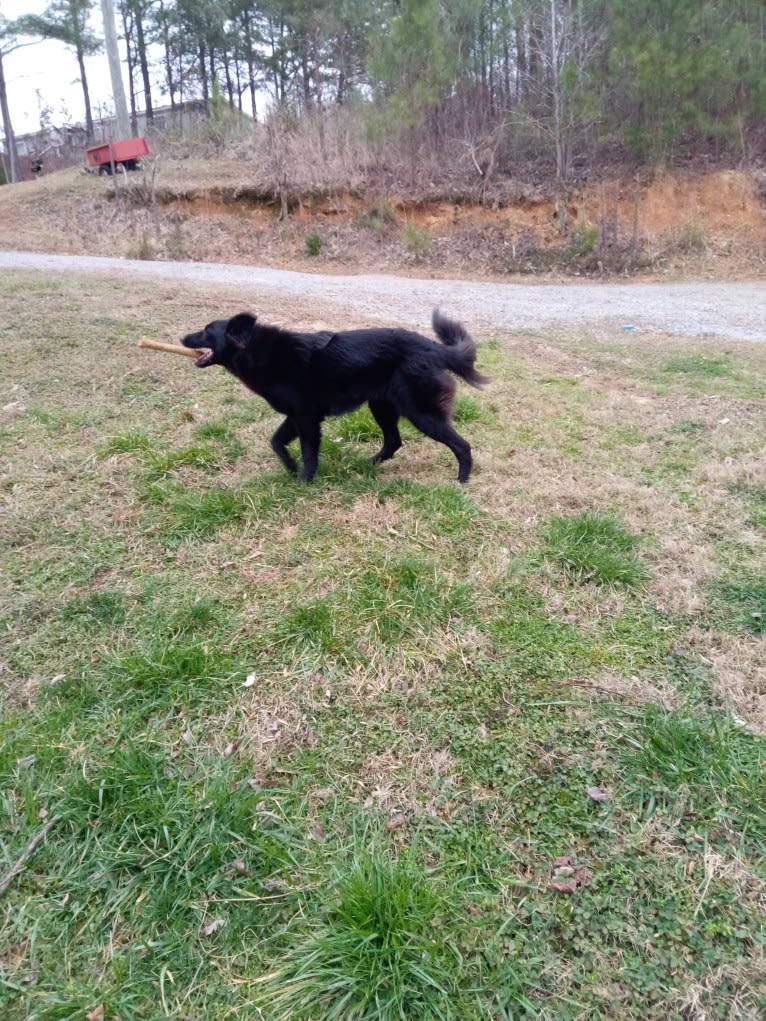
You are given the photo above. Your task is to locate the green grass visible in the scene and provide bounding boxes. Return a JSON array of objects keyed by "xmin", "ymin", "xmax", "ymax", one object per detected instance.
[
  {"xmin": 714, "ymin": 576, "xmax": 766, "ymax": 635},
  {"xmin": 142, "ymin": 484, "xmax": 253, "ymax": 543},
  {"xmin": 661, "ymin": 354, "xmax": 734, "ymax": 378},
  {"xmin": 541, "ymin": 510, "xmax": 648, "ymax": 587},
  {"xmin": 621, "ymin": 708, "xmax": 764, "ymax": 818},
  {"xmin": 255, "ymin": 844, "xmax": 461, "ymax": 1020},
  {"xmin": 265, "ymin": 554, "xmax": 475, "ymax": 662},
  {"xmin": 332, "ymin": 406, "xmax": 386, "ymax": 443},
  {"xmin": 1, "ymin": 271, "xmax": 765, "ymax": 1021},
  {"xmin": 730, "ymin": 482, "xmax": 766, "ymax": 531}
]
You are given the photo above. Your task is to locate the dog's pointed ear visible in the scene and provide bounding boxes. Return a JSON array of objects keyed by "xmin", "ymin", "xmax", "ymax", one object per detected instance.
[{"xmin": 226, "ymin": 312, "xmax": 257, "ymax": 347}]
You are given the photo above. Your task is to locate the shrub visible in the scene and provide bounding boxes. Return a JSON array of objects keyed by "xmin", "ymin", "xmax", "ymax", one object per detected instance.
[
  {"xmin": 679, "ymin": 222, "xmax": 704, "ymax": 253},
  {"xmin": 403, "ymin": 223, "xmax": 431, "ymax": 259},
  {"xmin": 305, "ymin": 231, "xmax": 324, "ymax": 256},
  {"xmin": 572, "ymin": 224, "xmax": 598, "ymax": 256},
  {"xmin": 359, "ymin": 203, "xmax": 397, "ymax": 230},
  {"xmin": 126, "ymin": 231, "xmax": 156, "ymax": 261}
]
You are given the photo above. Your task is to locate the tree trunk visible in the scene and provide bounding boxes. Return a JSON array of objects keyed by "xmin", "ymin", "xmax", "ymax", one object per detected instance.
[
  {"xmin": 247, "ymin": 56, "xmax": 258, "ymax": 119},
  {"xmin": 134, "ymin": 7, "xmax": 154, "ymax": 124},
  {"xmin": 0, "ymin": 49, "xmax": 21, "ymax": 182},
  {"xmin": 157, "ymin": 0, "xmax": 177, "ymax": 107},
  {"xmin": 199, "ymin": 43, "xmax": 209, "ymax": 106},
  {"xmin": 222, "ymin": 49, "xmax": 234, "ymax": 106},
  {"xmin": 76, "ymin": 43, "xmax": 95, "ymax": 141},
  {"xmin": 119, "ymin": 5, "xmax": 139, "ymax": 133}
]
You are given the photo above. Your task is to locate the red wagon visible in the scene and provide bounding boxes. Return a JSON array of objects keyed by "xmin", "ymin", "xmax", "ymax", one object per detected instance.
[{"xmin": 86, "ymin": 136, "xmax": 150, "ymax": 175}]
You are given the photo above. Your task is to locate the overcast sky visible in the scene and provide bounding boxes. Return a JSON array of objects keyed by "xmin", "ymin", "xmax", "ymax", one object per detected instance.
[{"xmin": 2, "ymin": 0, "xmax": 127, "ymax": 137}]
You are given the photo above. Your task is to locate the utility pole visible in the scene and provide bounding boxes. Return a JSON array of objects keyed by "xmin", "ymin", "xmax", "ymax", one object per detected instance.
[{"xmin": 100, "ymin": 0, "xmax": 130, "ymax": 138}]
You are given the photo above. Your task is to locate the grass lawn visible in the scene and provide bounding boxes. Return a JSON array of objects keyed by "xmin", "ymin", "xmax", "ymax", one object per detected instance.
[{"xmin": 1, "ymin": 270, "xmax": 764, "ymax": 1020}]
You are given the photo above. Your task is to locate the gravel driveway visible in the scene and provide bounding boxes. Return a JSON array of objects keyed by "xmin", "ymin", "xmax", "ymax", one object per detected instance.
[{"xmin": 3, "ymin": 250, "xmax": 765, "ymax": 342}]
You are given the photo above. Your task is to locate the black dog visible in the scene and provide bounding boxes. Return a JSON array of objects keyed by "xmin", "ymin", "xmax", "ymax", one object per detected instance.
[{"xmin": 182, "ymin": 309, "xmax": 488, "ymax": 483}]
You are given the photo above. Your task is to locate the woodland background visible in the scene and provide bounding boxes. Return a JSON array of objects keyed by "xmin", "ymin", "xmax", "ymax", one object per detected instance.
[{"xmin": 3, "ymin": 0, "xmax": 766, "ymax": 189}]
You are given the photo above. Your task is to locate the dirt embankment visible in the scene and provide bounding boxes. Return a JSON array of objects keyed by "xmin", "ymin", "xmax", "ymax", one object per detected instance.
[
  {"xmin": 0, "ymin": 162, "xmax": 764, "ymax": 279},
  {"xmin": 295, "ymin": 168, "xmax": 765, "ymax": 249},
  {"xmin": 159, "ymin": 167, "xmax": 766, "ymax": 273}
]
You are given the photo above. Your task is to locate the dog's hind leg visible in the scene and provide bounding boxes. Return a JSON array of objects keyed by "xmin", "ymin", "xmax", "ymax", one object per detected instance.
[
  {"xmin": 368, "ymin": 399, "xmax": 403, "ymax": 464},
  {"xmin": 405, "ymin": 410, "xmax": 473, "ymax": 483},
  {"xmin": 271, "ymin": 418, "xmax": 299, "ymax": 474}
]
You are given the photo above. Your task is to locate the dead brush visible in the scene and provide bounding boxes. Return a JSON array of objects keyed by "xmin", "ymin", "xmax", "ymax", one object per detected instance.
[{"xmin": 239, "ymin": 107, "xmax": 375, "ymax": 210}]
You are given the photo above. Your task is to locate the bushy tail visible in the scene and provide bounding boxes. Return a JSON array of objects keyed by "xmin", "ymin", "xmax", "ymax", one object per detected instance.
[{"xmin": 432, "ymin": 308, "xmax": 490, "ymax": 388}]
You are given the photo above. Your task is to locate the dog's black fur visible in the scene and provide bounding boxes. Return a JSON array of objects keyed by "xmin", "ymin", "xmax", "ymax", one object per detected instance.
[{"xmin": 181, "ymin": 309, "xmax": 488, "ymax": 483}]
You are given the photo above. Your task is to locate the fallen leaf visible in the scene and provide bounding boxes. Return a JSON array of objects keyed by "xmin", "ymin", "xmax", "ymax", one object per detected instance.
[
  {"xmin": 309, "ymin": 823, "xmax": 326, "ymax": 842},
  {"xmin": 587, "ymin": 786, "xmax": 609, "ymax": 802},
  {"xmin": 86, "ymin": 1008, "xmax": 105, "ymax": 1021},
  {"xmin": 2, "ymin": 401, "xmax": 26, "ymax": 417},
  {"xmin": 386, "ymin": 812, "xmax": 407, "ymax": 832},
  {"xmin": 243, "ymin": 672, "xmax": 257, "ymax": 687},
  {"xmin": 233, "ymin": 858, "xmax": 248, "ymax": 875},
  {"xmin": 4, "ymin": 938, "xmax": 29, "ymax": 962},
  {"xmin": 552, "ymin": 855, "xmax": 573, "ymax": 867},
  {"xmin": 553, "ymin": 865, "xmax": 576, "ymax": 878},
  {"xmin": 202, "ymin": 918, "xmax": 226, "ymax": 937},
  {"xmin": 549, "ymin": 858, "xmax": 592, "ymax": 894},
  {"xmin": 549, "ymin": 880, "xmax": 579, "ymax": 894}
]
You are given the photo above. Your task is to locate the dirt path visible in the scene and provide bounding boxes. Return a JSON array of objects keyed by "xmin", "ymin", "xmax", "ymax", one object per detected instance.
[{"xmin": 3, "ymin": 250, "xmax": 765, "ymax": 341}]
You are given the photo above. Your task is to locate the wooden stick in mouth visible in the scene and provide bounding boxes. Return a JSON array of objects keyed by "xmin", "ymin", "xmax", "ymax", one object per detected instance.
[{"xmin": 138, "ymin": 337, "xmax": 201, "ymax": 359}]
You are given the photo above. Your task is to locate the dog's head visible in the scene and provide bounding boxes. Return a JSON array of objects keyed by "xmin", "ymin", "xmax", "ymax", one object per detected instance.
[{"xmin": 182, "ymin": 313, "xmax": 257, "ymax": 368}]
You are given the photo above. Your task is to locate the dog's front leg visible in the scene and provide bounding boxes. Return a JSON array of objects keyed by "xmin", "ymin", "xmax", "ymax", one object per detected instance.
[
  {"xmin": 271, "ymin": 418, "xmax": 299, "ymax": 474},
  {"xmin": 296, "ymin": 418, "xmax": 322, "ymax": 482}
]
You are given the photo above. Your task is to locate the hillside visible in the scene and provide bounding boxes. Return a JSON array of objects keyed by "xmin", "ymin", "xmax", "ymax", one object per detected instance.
[{"xmin": 0, "ymin": 155, "xmax": 764, "ymax": 279}]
